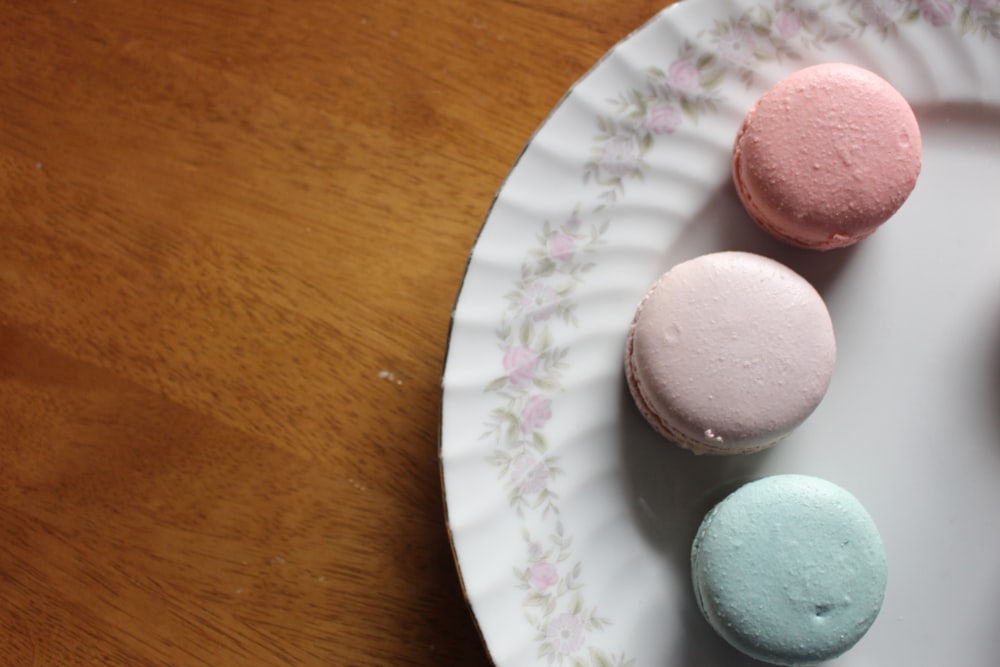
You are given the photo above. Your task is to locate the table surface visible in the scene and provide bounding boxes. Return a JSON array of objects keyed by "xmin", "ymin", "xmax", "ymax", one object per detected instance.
[{"xmin": 0, "ymin": 1, "xmax": 669, "ymax": 664}]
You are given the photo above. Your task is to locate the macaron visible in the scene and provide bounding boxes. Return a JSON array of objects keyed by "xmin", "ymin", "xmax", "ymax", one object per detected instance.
[
  {"xmin": 691, "ymin": 475, "xmax": 888, "ymax": 666},
  {"xmin": 624, "ymin": 251, "xmax": 835, "ymax": 455},
  {"xmin": 732, "ymin": 63, "xmax": 921, "ymax": 250}
]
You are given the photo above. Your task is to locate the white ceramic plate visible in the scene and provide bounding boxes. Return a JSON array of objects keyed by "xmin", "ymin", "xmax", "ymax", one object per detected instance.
[{"xmin": 440, "ymin": 0, "xmax": 1000, "ymax": 664}]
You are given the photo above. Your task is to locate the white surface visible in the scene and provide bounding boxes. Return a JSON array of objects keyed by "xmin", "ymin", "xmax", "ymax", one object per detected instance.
[{"xmin": 441, "ymin": 0, "xmax": 1000, "ymax": 664}]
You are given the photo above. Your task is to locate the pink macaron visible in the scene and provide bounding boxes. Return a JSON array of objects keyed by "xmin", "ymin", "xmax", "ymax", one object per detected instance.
[
  {"xmin": 732, "ymin": 63, "xmax": 921, "ymax": 250},
  {"xmin": 625, "ymin": 252, "xmax": 836, "ymax": 455}
]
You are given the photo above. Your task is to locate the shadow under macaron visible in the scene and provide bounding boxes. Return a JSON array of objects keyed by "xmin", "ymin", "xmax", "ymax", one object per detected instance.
[
  {"xmin": 991, "ymin": 294, "xmax": 1000, "ymax": 451},
  {"xmin": 657, "ymin": 177, "xmax": 861, "ymax": 296},
  {"xmin": 617, "ymin": 376, "xmax": 776, "ymax": 666}
]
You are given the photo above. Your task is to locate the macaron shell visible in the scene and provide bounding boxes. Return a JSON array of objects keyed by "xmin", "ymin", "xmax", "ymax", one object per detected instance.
[
  {"xmin": 733, "ymin": 63, "xmax": 921, "ymax": 249},
  {"xmin": 626, "ymin": 252, "xmax": 835, "ymax": 454},
  {"xmin": 691, "ymin": 475, "xmax": 888, "ymax": 666}
]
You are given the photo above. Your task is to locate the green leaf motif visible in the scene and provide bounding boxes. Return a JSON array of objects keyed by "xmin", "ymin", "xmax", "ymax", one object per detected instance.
[
  {"xmin": 590, "ymin": 647, "xmax": 614, "ymax": 667},
  {"xmin": 525, "ymin": 592, "xmax": 550, "ymax": 608},
  {"xmin": 680, "ymin": 96, "xmax": 696, "ymax": 119},
  {"xmin": 533, "ymin": 377, "xmax": 560, "ymax": 392},
  {"xmin": 701, "ymin": 69, "xmax": 725, "ymax": 88},
  {"xmin": 537, "ymin": 328, "xmax": 554, "ymax": 354},
  {"xmin": 519, "ymin": 319, "xmax": 534, "ymax": 346},
  {"xmin": 959, "ymin": 8, "xmax": 974, "ymax": 35},
  {"xmin": 639, "ymin": 131, "xmax": 654, "ymax": 152},
  {"xmin": 484, "ymin": 376, "xmax": 507, "ymax": 393},
  {"xmin": 545, "ymin": 596, "xmax": 557, "ymax": 616},
  {"xmin": 533, "ymin": 432, "xmax": 547, "ymax": 452}
]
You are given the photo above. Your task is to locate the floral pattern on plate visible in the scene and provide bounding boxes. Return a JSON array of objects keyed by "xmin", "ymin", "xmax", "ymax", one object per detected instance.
[{"xmin": 587, "ymin": 0, "xmax": 998, "ymax": 206}]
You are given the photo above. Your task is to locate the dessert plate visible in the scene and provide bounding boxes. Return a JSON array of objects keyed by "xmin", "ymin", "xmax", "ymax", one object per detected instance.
[{"xmin": 440, "ymin": 0, "xmax": 1000, "ymax": 664}]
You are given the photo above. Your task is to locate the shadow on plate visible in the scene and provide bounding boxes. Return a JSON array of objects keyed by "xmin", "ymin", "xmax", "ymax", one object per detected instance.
[
  {"xmin": 913, "ymin": 100, "xmax": 1000, "ymax": 128},
  {"xmin": 655, "ymin": 176, "xmax": 860, "ymax": 297},
  {"xmin": 992, "ymin": 295, "xmax": 1000, "ymax": 450},
  {"xmin": 617, "ymin": 377, "xmax": 776, "ymax": 666}
]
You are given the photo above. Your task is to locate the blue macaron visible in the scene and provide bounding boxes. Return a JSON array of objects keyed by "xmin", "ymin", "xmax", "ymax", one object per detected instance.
[{"xmin": 690, "ymin": 475, "xmax": 887, "ymax": 666}]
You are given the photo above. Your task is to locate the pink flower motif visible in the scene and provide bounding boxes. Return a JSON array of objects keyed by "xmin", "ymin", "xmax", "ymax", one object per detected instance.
[
  {"xmin": 520, "ymin": 395, "xmax": 552, "ymax": 433},
  {"xmin": 512, "ymin": 452, "xmax": 550, "ymax": 494},
  {"xmin": 528, "ymin": 561, "xmax": 558, "ymax": 592},
  {"xmin": 519, "ymin": 282, "xmax": 558, "ymax": 321},
  {"xmin": 665, "ymin": 59, "xmax": 701, "ymax": 95},
  {"xmin": 545, "ymin": 613, "xmax": 584, "ymax": 656},
  {"xmin": 503, "ymin": 346, "xmax": 539, "ymax": 387},
  {"xmin": 919, "ymin": 0, "xmax": 955, "ymax": 25},
  {"xmin": 716, "ymin": 26, "xmax": 757, "ymax": 66},
  {"xmin": 859, "ymin": 0, "xmax": 904, "ymax": 27},
  {"xmin": 774, "ymin": 10, "xmax": 802, "ymax": 38},
  {"xmin": 966, "ymin": 0, "xmax": 997, "ymax": 10},
  {"xmin": 600, "ymin": 136, "xmax": 638, "ymax": 178},
  {"xmin": 641, "ymin": 105, "xmax": 682, "ymax": 135},
  {"xmin": 547, "ymin": 233, "xmax": 576, "ymax": 262}
]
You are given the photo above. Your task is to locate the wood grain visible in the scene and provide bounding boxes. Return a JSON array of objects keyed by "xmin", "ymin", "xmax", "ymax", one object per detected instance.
[{"xmin": 0, "ymin": 1, "xmax": 666, "ymax": 664}]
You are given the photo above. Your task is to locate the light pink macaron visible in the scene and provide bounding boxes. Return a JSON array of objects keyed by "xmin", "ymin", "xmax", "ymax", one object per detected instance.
[
  {"xmin": 625, "ymin": 252, "xmax": 836, "ymax": 455},
  {"xmin": 733, "ymin": 63, "xmax": 921, "ymax": 250}
]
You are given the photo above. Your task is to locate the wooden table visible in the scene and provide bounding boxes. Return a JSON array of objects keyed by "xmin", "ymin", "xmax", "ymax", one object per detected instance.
[{"xmin": 0, "ymin": 1, "xmax": 667, "ymax": 664}]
